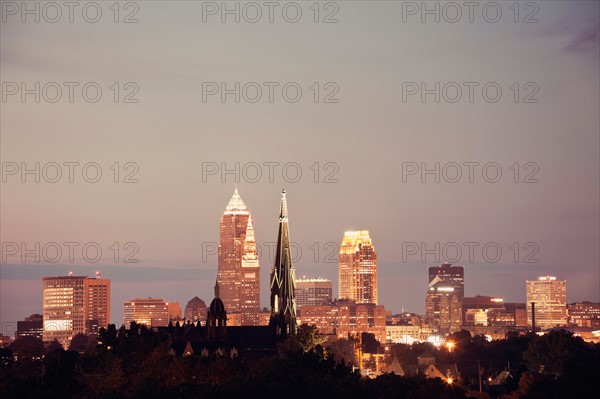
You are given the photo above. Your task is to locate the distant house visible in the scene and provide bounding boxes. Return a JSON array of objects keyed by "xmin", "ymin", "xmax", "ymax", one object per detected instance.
[{"xmin": 388, "ymin": 351, "xmax": 459, "ymax": 382}]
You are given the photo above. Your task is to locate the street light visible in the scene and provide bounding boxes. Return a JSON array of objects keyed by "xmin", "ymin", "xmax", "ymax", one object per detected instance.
[{"xmin": 446, "ymin": 341, "xmax": 455, "ymax": 353}]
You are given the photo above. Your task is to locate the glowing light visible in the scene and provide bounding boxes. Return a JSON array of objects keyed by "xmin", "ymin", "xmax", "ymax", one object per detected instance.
[
  {"xmin": 447, "ymin": 378, "xmax": 453, "ymax": 384},
  {"xmin": 446, "ymin": 341, "xmax": 455, "ymax": 352}
]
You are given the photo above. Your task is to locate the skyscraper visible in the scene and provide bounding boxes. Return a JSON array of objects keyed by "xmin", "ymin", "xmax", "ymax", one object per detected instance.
[
  {"xmin": 218, "ymin": 189, "xmax": 260, "ymax": 325},
  {"xmin": 338, "ymin": 230, "xmax": 378, "ymax": 304},
  {"xmin": 425, "ymin": 288, "xmax": 461, "ymax": 336},
  {"xmin": 425, "ymin": 263, "xmax": 464, "ymax": 336},
  {"xmin": 429, "ymin": 263, "xmax": 464, "ymax": 301},
  {"xmin": 526, "ymin": 276, "xmax": 567, "ymax": 330},
  {"xmin": 42, "ymin": 273, "xmax": 110, "ymax": 347},
  {"xmin": 295, "ymin": 277, "xmax": 333, "ymax": 310},
  {"xmin": 270, "ymin": 189, "xmax": 297, "ymax": 336},
  {"xmin": 83, "ymin": 273, "xmax": 111, "ymax": 334}
]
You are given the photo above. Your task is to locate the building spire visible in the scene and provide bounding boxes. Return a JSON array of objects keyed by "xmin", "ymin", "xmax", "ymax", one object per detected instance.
[
  {"xmin": 279, "ymin": 189, "xmax": 288, "ymax": 220},
  {"xmin": 270, "ymin": 189, "xmax": 297, "ymax": 337},
  {"xmin": 214, "ymin": 279, "xmax": 220, "ymax": 298},
  {"xmin": 225, "ymin": 188, "xmax": 249, "ymax": 214}
]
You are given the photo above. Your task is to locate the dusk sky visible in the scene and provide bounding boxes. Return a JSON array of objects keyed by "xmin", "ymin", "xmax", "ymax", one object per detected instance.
[{"xmin": 1, "ymin": 1, "xmax": 599, "ymax": 330}]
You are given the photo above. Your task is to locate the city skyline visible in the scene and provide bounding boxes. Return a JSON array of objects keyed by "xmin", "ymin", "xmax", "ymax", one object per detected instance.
[
  {"xmin": 3, "ymin": 187, "xmax": 595, "ymax": 331},
  {"xmin": 1, "ymin": 1, "xmax": 598, "ymax": 396},
  {"xmin": 2, "ymin": 2, "xmax": 599, "ymax": 332}
]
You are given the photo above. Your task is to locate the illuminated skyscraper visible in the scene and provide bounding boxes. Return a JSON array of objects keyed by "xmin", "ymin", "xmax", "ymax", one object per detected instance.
[
  {"xmin": 426, "ymin": 263, "xmax": 464, "ymax": 336},
  {"xmin": 338, "ymin": 231, "xmax": 378, "ymax": 304},
  {"xmin": 218, "ymin": 189, "xmax": 260, "ymax": 325},
  {"xmin": 42, "ymin": 273, "xmax": 110, "ymax": 347},
  {"xmin": 429, "ymin": 263, "xmax": 464, "ymax": 301},
  {"xmin": 526, "ymin": 276, "xmax": 567, "ymax": 329},
  {"xmin": 83, "ymin": 273, "xmax": 111, "ymax": 334},
  {"xmin": 270, "ymin": 189, "xmax": 297, "ymax": 336}
]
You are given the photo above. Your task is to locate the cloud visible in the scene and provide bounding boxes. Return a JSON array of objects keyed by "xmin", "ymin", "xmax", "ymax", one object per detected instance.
[{"xmin": 564, "ymin": 22, "xmax": 600, "ymax": 53}]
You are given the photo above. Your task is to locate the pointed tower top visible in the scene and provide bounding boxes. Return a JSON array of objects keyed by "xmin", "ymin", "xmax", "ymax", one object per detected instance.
[
  {"xmin": 225, "ymin": 188, "xmax": 249, "ymax": 214},
  {"xmin": 214, "ymin": 279, "xmax": 220, "ymax": 298},
  {"xmin": 279, "ymin": 189, "xmax": 288, "ymax": 220}
]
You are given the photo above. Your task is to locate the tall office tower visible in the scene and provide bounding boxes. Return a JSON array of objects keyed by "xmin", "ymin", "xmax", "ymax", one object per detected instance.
[
  {"xmin": 184, "ymin": 296, "xmax": 207, "ymax": 323},
  {"xmin": 218, "ymin": 188, "xmax": 260, "ymax": 325},
  {"xmin": 240, "ymin": 215, "xmax": 260, "ymax": 325},
  {"xmin": 427, "ymin": 262, "xmax": 464, "ymax": 333},
  {"xmin": 42, "ymin": 274, "xmax": 111, "ymax": 347},
  {"xmin": 338, "ymin": 230, "xmax": 378, "ymax": 304},
  {"xmin": 43, "ymin": 275, "xmax": 86, "ymax": 347},
  {"xmin": 429, "ymin": 263, "xmax": 464, "ymax": 301},
  {"xmin": 123, "ymin": 298, "xmax": 170, "ymax": 328},
  {"xmin": 426, "ymin": 288, "xmax": 461, "ymax": 336},
  {"xmin": 526, "ymin": 276, "xmax": 567, "ymax": 330},
  {"xmin": 270, "ymin": 189, "xmax": 297, "ymax": 336},
  {"xmin": 295, "ymin": 278, "xmax": 333, "ymax": 312},
  {"xmin": 83, "ymin": 273, "xmax": 111, "ymax": 334}
]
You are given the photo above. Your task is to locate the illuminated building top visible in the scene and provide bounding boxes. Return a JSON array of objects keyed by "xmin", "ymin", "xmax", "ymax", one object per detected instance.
[{"xmin": 224, "ymin": 188, "xmax": 249, "ymax": 215}]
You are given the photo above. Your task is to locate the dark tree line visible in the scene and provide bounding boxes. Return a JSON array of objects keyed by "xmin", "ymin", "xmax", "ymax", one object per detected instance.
[{"xmin": 0, "ymin": 325, "xmax": 597, "ymax": 398}]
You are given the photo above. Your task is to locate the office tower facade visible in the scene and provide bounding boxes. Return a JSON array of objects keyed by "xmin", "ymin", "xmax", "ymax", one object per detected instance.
[
  {"xmin": 299, "ymin": 305, "xmax": 338, "ymax": 334},
  {"xmin": 339, "ymin": 230, "xmax": 378, "ymax": 304},
  {"xmin": 425, "ymin": 263, "xmax": 464, "ymax": 335},
  {"xmin": 43, "ymin": 275, "xmax": 86, "ymax": 346},
  {"xmin": 218, "ymin": 189, "xmax": 260, "ymax": 325},
  {"xmin": 568, "ymin": 302, "xmax": 600, "ymax": 327},
  {"xmin": 83, "ymin": 273, "xmax": 111, "ymax": 334},
  {"xmin": 270, "ymin": 189, "xmax": 297, "ymax": 336},
  {"xmin": 16, "ymin": 314, "xmax": 43, "ymax": 340},
  {"xmin": 337, "ymin": 300, "xmax": 387, "ymax": 343},
  {"xmin": 295, "ymin": 278, "xmax": 333, "ymax": 310},
  {"xmin": 168, "ymin": 302, "xmax": 182, "ymax": 321},
  {"xmin": 429, "ymin": 263, "xmax": 464, "ymax": 301},
  {"xmin": 184, "ymin": 296, "xmax": 207, "ymax": 323},
  {"xmin": 426, "ymin": 288, "xmax": 461, "ymax": 336},
  {"xmin": 123, "ymin": 298, "xmax": 170, "ymax": 328},
  {"xmin": 42, "ymin": 274, "xmax": 110, "ymax": 347},
  {"xmin": 462, "ymin": 295, "xmax": 504, "ymax": 326},
  {"xmin": 526, "ymin": 276, "xmax": 567, "ymax": 329}
]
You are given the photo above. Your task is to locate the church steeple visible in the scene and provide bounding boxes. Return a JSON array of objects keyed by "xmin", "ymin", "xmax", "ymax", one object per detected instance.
[
  {"xmin": 214, "ymin": 279, "xmax": 220, "ymax": 298},
  {"xmin": 269, "ymin": 189, "xmax": 297, "ymax": 337}
]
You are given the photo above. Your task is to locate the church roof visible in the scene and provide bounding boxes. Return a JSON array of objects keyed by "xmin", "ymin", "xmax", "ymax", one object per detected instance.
[
  {"xmin": 186, "ymin": 296, "xmax": 207, "ymax": 308},
  {"xmin": 209, "ymin": 280, "xmax": 226, "ymax": 316},
  {"xmin": 209, "ymin": 297, "xmax": 226, "ymax": 316}
]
